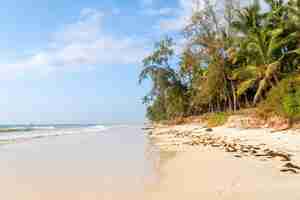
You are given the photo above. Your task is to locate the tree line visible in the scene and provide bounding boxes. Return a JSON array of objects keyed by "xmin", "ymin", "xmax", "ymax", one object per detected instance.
[{"xmin": 139, "ymin": 0, "xmax": 300, "ymax": 122}]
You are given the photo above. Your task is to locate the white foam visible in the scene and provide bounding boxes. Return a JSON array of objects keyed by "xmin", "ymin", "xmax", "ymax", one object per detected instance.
[
  {"xmin": 31, "ymin": 126, "xmax": 56, "ymax": 130},
  {"xmin": 0, "ymin": 125, "xmax": 109, "ymax": 142},
  {"xmin": 89, "ymin": 125, "xmax": 107, "ymax": 129}
]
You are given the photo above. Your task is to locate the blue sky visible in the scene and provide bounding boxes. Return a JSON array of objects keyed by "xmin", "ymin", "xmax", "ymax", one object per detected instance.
[
  {"xmin": 0, "ymin": 0, "xmax": 196, "ymax": 124},
  {"xmin": 0, "ymin": 0, "xmax": 267, "ymax": 124}
]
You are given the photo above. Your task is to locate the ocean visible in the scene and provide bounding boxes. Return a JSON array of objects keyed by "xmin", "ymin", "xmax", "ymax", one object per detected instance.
[{"xmin": 0, "ymin": 124, "xmax": 110, "ymax": 142}]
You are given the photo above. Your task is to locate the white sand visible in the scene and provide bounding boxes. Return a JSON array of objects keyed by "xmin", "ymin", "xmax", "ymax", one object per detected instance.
[
  {"xmin": 1, "ymin": 124, "xmax": 300, "ymax": 199},
  {"xmin": 150, "ymin": 124, "xmax": 300, "ymax": 164},
  {"xmin": 146, "ymin": 124, "xmax": 300, "ymax": 199},
  {"xmin": 147, "ymin": 147, "xmax": 300, "ymax": 200}
]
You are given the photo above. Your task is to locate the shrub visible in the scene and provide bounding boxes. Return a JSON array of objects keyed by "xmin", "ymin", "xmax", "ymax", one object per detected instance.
[
  {"xmin": 207, "ymin": 112, "xmax": 229, "ymax": 127},
  {"xmin": 259, "ymin": 74, "xmax": 300, "ymax": 122}
]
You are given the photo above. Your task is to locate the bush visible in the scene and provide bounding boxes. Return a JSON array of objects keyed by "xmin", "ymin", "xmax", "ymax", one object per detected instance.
[
  {"xmin": 207, "ymin": 112, "xmax": 229, "ymax": 127},
  {"xmin": 259, "ymin": 74, "xmax": 300, "ymax": 122},
  {"xmin": 146, "ymin": 96, "xmax": 168, "ymax": 121}
]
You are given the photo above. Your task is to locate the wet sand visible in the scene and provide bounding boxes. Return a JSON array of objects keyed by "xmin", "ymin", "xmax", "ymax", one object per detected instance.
[{"xmin": 0, "ymin": 126, "xmax": 153, "ymax": 200}]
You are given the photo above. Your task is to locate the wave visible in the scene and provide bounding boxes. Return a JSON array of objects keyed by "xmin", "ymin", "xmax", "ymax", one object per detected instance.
[
  {"xmin": 0, "ymin": 126, "xmax": 57, "ymax": 133},
  {"xmin": 0, "ymin": 127, "xmax": 32, "ymax": 133},
  {"xmin": 88, "ymin": 125, "xmax": 107, "ymax": 129},
  {"xmin": 0, "ymin": 131, "xmax": 75, "ymax": 142},
  {"xmin": 0, "ymin": 125, "xmax": 109, "ymax": 142},
  {"xmin": 80, "ymin": 125, "xmax": 108, "ymax": 133},
  {"xmin": 31, "ymin": 126, "xmax": 56, "ymax": 130},
  {"xmin": 0, "ymin": 124, "xmax": 106, "ymax": 133}
]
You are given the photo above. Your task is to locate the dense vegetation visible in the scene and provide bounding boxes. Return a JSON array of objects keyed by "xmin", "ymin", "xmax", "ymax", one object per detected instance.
[{"xmin": 139, "ymin": 0, "xmax": 300, "ymax": 122}]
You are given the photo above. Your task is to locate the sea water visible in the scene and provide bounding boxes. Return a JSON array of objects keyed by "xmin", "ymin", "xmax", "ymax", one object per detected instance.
[{"xmin": 0, "ymin": 124, "xmax": 108, "ymax": 142}]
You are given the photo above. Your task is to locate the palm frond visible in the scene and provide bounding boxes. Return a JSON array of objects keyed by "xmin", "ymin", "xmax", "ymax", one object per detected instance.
[{"xmin": 236, "ymin": 78, "xmax": 256, "ymax": 97}]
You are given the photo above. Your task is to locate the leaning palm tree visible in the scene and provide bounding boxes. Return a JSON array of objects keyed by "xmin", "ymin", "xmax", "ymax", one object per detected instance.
[
  {"xmin": 232, "ymin": 27, "xmax": 300, "ymax": 104},
  {"xmin": 230, "ymin": 0, "xmax": 300, "ymax": 104}
]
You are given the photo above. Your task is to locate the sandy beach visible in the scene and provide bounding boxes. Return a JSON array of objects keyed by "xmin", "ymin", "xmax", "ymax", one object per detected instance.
[
  {"xmin": 0, "ymin": 126, "xmax": 151, "ymax": 200},
  {"xmin": 146, "ymin": 123, "xmax": 300, "ymax": 200},
  {"xmin": 3, "ymin": 0, "xmax": 300, "ymax": 199},
  {"xmin": 147, "ymin": 148, "xmax": 300, "ymax": 200},
  {"xmin": 1, "ymin": 124, "xmax": 300, "ymax": 199}
]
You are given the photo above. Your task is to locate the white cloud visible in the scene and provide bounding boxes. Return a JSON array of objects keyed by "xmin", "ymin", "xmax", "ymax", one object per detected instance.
[
  {"xmin": 140, "ymin": 0, "xmax": 175, "ymax": 16},
  {"xmin": 143, "ymin": 7, "xmax": 176, "ymax": 16},
  {"xmin": 0, "ymin": 8, "xmax": 148, "ymax": 78},
  {"xmin": 139, "ymin": 0, "xmax": 202, "ymax": 31},
  {"xmin": 156, "ymin": 0, "xmax": 271, "ymax": 32},
  {"xmin": 157, "ymin": 0, "xmax": 216, "ymax": 32}
]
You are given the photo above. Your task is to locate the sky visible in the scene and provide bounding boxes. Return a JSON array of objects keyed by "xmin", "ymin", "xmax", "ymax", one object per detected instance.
[
  {"xmin": 0, "ymin": 0, "xmax": 269, "ymax": 124},
  {"xmin": 0, "ymin": 0, "xmax": 200, "ymax": 124}
]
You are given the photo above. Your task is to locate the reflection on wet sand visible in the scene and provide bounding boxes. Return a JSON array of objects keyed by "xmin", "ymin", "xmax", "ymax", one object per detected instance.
[
  {"xmin": 0, "ymin": 126, "xmax": 152, "ymax": 200},
  {"xmin": 144, "ymin": 138, "xmax": 178, "ymax": 197}
]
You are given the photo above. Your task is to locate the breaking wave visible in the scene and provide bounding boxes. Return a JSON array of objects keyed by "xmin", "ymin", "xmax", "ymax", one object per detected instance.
[{"xmin": 0, "ymin": 124, "xmax": 109, "ymax": 143}]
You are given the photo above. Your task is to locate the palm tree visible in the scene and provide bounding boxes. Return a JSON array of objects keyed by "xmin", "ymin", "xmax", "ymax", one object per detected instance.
[
  {"xmin": 230, "ymin": 0, "xmax": 300, "ymax": 104},
  {"xmin": 138, "ymin": 0, "xmax": 300, "ymax": 122},
  {"xmin": 232, "ymin": 28, "xmax": 300, "ymax": 104}
]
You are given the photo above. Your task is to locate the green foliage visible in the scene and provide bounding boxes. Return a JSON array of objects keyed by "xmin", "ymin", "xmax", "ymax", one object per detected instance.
[
  {"xmin": 139, "ymin": 37, "xmax": 188, "ymax": 121},
  {"xmin": 165, "ymin": 86, "xmax": 188, "ymax": 119},
  {"xmin": 282, "ymin": 79, "xmax": 300, "ymax": 119},
  {"xmin": 139, "ymin": 0, "xmax": 300, "ymax": 123},
  {"xmin": 283, "ymin": 94, "xmax": 300, "ymax": 118},
  {"xmin": 236, "ymin": 79, "xmax": 256, "ymax": 97},
  {"xmin": 207, "ymin": 112, "xmax": 229, "ymax": 127},
  {"xmin": 146, "ymin": 96, "xmax": 167, "ymax": 121},
  {"xmin": 260, "ymin": 75, "xmax": 300, "ymax": 120}
]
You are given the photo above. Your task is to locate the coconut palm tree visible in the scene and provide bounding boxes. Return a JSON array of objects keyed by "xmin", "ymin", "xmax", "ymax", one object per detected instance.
[{"xmin": 230, "ymin": 0, "xmax": 300, "ymax": 104}]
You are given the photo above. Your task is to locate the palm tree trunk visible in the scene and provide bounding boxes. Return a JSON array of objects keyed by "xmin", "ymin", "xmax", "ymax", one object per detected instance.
[
  {"xmin": 273, "ymin": 74, "xmax": 279, "ymax": 85},
  {"xmin": 228, "ymin": 96, "xmax": 233, "ymax": 112},
  {"xmin": 245, "ymin": 94, "xmax": 250, "ymax": 107},
  {"xmin": 231, "ymin": 80, "xmax": 237, "ymax": 112},
  {"xmin": 269, "ymin": 79, "xmax": 275, "ymax": 88}
]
